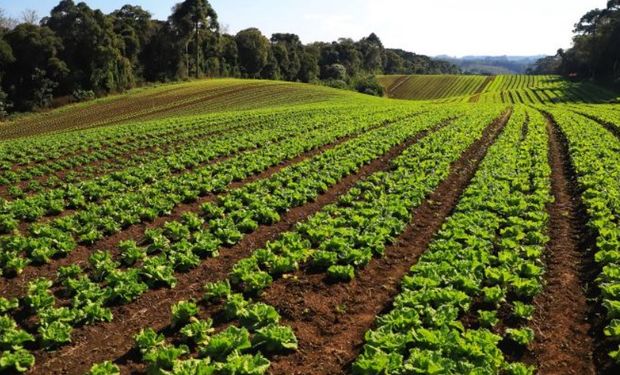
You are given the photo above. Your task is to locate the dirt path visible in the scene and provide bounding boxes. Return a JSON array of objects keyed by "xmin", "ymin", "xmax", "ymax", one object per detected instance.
[
  {"xmin": 263, "ymin": 111, "xmax": 512, "ymax": 375},
  {"xmin": 528, "ymin": 114, "xmax": 596, "ymax": 375},
  {"xmin": 29, "ymin": 117, "xmax": 448, "ymax": 375}
]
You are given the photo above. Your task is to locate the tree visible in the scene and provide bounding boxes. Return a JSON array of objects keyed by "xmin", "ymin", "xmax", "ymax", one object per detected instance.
[
  {"xmin": 271, "ymin": 33, "xmax": 303, "ymax": 81},
  {"xmin": 384, "ymin": 50, "xmax": 404, "ymax": 74},
  {"xmin": 110, "ymin": 5, "xmax": 153, "ymax": 79},
  {"xmin": 0, "ymin": 9, "xmax": 18, "ymax": 30},
  {"xmin": 527, "ymin": 55, "xmax": 562, "ymax": 75},
  {"xmin": 358, "ymin": 33, "xmax": 385, "ymax": 73},
  {"xmin": 170, "ymin": 0, "xmax": 218, "ymax": 78},
  {"xmin": 1, "ymin": 23, "xmax": 68, "ymax": 111},
  {"xmin": 0, "ymin": 30, "xmax": 14, "ymax": 117},
  {"xmin": 298, "ymin": 45, "xmax": 320, "ymax": 83},
  {"xmin": 42, "ymin": 0, "xmax": 133, "ymax": 94},
  {"xmin": 141, "ymin": 20, "xmax": 182, "ymax": 81},
  {"xmin": 557, "ymin": 0, "xmax": 620, "ymax": 82},
  {"xmin": 219, "ymin": 33, "xmax": 239, "ymax": 77},
  {"xmin": 21, "ymin": 9, "xmax": 39, "ymax": 25},
  {"xmin": 235, "ymin": 28, "xmax": 269, "ymax": 78}
]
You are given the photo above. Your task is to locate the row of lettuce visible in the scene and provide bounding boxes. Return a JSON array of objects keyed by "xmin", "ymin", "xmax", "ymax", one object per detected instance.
[
  {"xmin": 80, "ymin": 106, "xmax": 506, "ymax": 373},
  {"xmin": 547, "ymin": 109, "xmax": 620, "ymax": 364},
  {"xmin": 0, "ymin": 106, "xmax": 386, "ymax": 192},
  {"xmin": 350, "ymin": 105, "xmax": 620, "ymax": 374},
  {"xmin": 0, "ymin": 105, "xmax": 423, "ymax": 277},
  {"xmin": 351, "ymin": 107, "xmax": 551, "ymax": 374},
  {"xmin": 0, "ymin": 106, "xmax": 466, "ymax": 372},
  {"xmin": 6, "ymin": 102, "xmax": 617, "ymax": 374}
]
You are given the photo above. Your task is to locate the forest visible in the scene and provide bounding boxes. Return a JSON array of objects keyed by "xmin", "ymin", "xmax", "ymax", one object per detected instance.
[
  {"xmin": 529, "ymin": 0, "xmax": 620, "ymax": 84},
  {"xmin": 0, "ymin": 0, "xmax": 459, "ymax": 115}
]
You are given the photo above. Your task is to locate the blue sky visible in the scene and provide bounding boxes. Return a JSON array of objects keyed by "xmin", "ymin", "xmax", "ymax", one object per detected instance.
[{"xmin": 0, "ymin": 0, "xmax": 609, "ymax": 56}]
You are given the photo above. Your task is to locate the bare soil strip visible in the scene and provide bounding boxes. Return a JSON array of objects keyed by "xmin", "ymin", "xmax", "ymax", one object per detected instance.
[
  {"xmin": 527, "ymin": 115, "xmax": 596, "ymax": 375},
  {"xmin": 262, "ymin": 111, "xmax": 511, "ymax": 375},
  {"xmin": 29, "ymin": 118, "xmax": 447, "ymax": 375}
]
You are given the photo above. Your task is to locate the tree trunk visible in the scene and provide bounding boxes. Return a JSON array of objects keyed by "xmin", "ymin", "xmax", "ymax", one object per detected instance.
[{"xmin": 195, "ymin": 20, "xmax": 200, "ymax": 78}]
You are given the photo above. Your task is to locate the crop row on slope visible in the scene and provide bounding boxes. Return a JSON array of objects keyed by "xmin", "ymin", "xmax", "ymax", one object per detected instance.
[
  {"xmin": 566, "ymin": 103, "xmax": 620, "ymax": 139},
  {"xmin": 0, "ymin": 107, "xmax": 456, "ymax": 374},
  {"xmin": 0, "ymin": 79, "xmax": 370, "ymax": 140},
  {"xmin": 351, "ymin": 107, "xmax": 554, "ymax": 374},
  {"xmin": 0, "ymin": 106, "xmax": 422, "ymax": 277},
  {"xmin": 0, "ymin": 105, "xmax": 334, "ymax": 173},
  {"xmin": 378, "ymin": 74, "xmax": 619, "ymax": 104},
  {"xmin": 71, "ymin": 104, "xmax": 505, "ymax": 375},
  {"xmin": 379, "ymin": 75, "xmax": 487, "ymax": 101},
  {"xmin": 25, "ymin": 106, "xmax": 460, "ymax": 370},
  {"xmin": 0, "ymin": 110, "xmax": 323, "ymax": 197},
  {"xmin": 264, "ymin": 109, "xmax": 511, "ymax": 375},
  {"xmin": 0, "ymin": 107, "xmax": 400, "ymax": 199},
  {"xmin": 547, "ymin": 108, "xmax": 620, "ymax": 373}
]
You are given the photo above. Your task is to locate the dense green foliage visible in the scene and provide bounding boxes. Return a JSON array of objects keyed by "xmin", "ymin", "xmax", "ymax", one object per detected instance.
[
  {"xmin": 352, "ymin": 108, "xmax": 552, "ymax": 374},
  {"xmin": 530, "ymin": 0, "xmax": 620, "ymax": 86},
  {"xmin": 0, "ymin": 75, "xmax": 619, "ymax": 373},
  {"xmin": 0, "ymin": 0, "xmax": 458, "ymax": 115}
]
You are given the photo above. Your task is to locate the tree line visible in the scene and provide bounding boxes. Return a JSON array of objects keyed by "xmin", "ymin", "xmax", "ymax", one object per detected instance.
[
  {"xmin": 529, "ymin": 0, "xmax": 619, "ymax": 87},
  {"xmin": 0, "ymin": 0, "xmax": 459, "ymax": 116}
]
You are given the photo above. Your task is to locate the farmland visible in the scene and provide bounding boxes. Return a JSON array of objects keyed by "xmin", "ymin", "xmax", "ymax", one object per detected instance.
[
  {"xmin": 1, "ymin": 77, "xmax": 620, "ymax": 375},
  {"xmin": 379, "ymin": 74, "xmax": 619, "ymax": 104}
]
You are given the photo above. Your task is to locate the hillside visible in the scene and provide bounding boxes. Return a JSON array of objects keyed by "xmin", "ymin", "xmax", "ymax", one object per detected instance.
[
  {"xmin": 1, "ymin": 77, "xmax": 620, "ymax": 375},
  {"xmin": 378, "ymin": 74, "xmax": 619, "ymax": 104},
  {"xmin": 437, "ymin": 55, "xmax": 544, "ymax": 74},
  {"xmin": 0, "ymin": 79, "xmax": 375, "ymax": 140}
]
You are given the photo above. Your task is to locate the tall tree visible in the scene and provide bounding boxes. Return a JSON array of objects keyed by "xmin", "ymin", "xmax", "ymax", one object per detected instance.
[
  {"xmin": 2, "ymin": 24, "xmax": 68, "ymax": 110},
  {"xmin": 0, "ymin": 9, "xmax": 18, "ymax": 30},
  {"xmin": 170, "ymin": 0, "xmax": 218, "ymax": 78},
  {"xmin": 141, "ymin": 20, "xmax": 181, "ymax": 81},
  {"xmin": 42, "ymin": 0, "xmax": 133, "ymax": 94},
  {"xmin": 21, "ymin": 9, "xmax": 39, "ymax": 25},
  {"xmin": 0, "ymin": 28, "xmax": 14, "ymax": 116},
  {"xmin": 235, "ymin": 28, "xmax": 269, "ymax": 78},
  {"xmin": 271, "ymin": 33, "xmax": 303, "ymax": 81},
  {"xmin": 358, "ymin": 33, "xmax": 385, "ymax": 73}
]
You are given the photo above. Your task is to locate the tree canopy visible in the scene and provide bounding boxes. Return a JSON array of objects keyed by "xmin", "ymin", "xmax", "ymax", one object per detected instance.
[
  {"xmin": 530, "ymin": 0, "xmax": 620, "ymax": 84},
  {"xmin": 0, "ymin": 0, "xmax": 460, "ymax": 115}
]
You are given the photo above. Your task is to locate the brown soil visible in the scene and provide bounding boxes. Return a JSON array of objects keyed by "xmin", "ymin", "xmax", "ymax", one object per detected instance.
[
  {"xmin": 527, "ymin": 114, "xmax": 596, "ymax": 375},
  {"xmin": 262, "ymin": 110, "xmax": 512, "ymax": 375},
  {"xmin": 28, "ymin": 116, "xmax": 444, "ymax": 375}
]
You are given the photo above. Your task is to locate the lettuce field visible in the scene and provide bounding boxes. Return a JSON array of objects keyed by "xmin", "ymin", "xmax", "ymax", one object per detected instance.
[{"xmin": 0, "ymin": 78, "xmax": 619, "ymax": 374}]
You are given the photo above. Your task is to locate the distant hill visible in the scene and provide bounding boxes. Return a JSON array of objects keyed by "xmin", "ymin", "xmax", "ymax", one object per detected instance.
[{"xmin": 436, "ymin": 55, "xmax": 545, "ymax": 75}]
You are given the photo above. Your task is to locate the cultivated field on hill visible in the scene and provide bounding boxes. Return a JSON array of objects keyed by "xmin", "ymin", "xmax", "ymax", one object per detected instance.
[
  {"xmin": 1, "ymin": 78, "xmax": 620, "ymax": 375},
  {"xmin": 378, "ymin": 74, "xmax": 619, "ymax": 104}
]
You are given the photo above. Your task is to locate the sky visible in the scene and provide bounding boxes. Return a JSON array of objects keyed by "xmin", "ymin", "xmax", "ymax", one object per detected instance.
[{"xmin": 0, "ymin": 0, "xmax": 609, "ymax": 57}]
